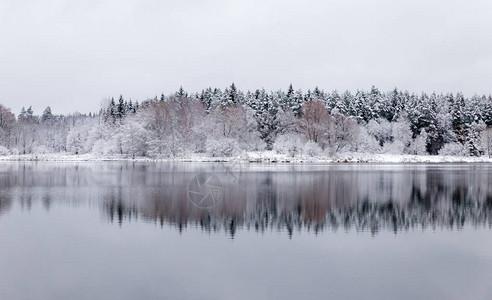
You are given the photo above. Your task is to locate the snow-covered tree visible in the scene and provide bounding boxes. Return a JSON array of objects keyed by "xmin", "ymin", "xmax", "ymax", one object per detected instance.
[
  {"xmin": 273, "ymin": 133, "xmax": 304, "ymax": 157},
  {"xmin": 0, "ymin": 104, "xmax": 15, "ymax": 148},
  {"xmin": 298, "ymin": 101, "xmax": 329, "ymax": 143},
  {"xmin": 1, "ymin": 86, "xmax": 492, "ymax": 159},
  {"xmin": 409, "ymin": 131, "xmax": 428, "ymax": 155},
  {"xmin": 119, "ymin": 119, "xmax": 147, "ymax": 158},
  {"xmin": 41, "ymin": 106, "xmax": 54, "ymax": 123},
  {"xmin": 324, "ymin": 113, "xmax": 358, "ymax": 155}
]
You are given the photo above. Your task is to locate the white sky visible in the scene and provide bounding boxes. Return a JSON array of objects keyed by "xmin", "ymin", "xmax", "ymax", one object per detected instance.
[{"xmin": 1, "ymin": 0, "xmax": 492, "ymax": 115}]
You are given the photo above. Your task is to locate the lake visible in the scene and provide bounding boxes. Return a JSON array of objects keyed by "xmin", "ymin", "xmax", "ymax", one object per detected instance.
[{"xmin": 1, "ymin": 162, "xmax": 492, "ymax": 299}]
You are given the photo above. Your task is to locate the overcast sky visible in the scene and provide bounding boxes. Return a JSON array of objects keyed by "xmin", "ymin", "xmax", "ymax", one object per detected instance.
[{"xmin": 1, "ymin": 0, "xmax": 491, "ymax": 115}]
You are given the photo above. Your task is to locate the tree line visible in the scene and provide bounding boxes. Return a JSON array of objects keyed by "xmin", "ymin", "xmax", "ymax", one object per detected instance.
[{"xmin": 1, "ymin": 84, "xmax": 492, "ymax": 158}]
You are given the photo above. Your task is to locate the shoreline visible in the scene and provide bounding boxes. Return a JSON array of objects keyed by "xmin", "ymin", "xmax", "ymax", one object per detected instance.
[{"xmin": 1, "ymin": 152, "xmax": 492, "ymax": 163}]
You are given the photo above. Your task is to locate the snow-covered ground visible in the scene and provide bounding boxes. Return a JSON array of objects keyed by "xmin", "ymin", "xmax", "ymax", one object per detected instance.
[{"xmin": 1, "ymin": 151, "xmax": 492, "ymax": 163}]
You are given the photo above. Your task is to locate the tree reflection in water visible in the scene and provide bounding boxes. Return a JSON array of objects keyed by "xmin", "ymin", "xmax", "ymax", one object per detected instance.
[{"xmin": 1, "ymin": 162, "xmax": 492, "ymax": 236}]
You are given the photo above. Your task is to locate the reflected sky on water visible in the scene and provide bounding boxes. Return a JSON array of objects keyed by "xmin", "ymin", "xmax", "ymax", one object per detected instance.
[{"xmin": 1, "ymin": 162, "xmax": 492, "ymax": 299}]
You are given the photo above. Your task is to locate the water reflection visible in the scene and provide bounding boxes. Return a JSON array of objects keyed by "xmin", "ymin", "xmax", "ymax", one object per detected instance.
[{"xmin": 1, "ymin": 162, "xmax": 492, "ymax": 236}]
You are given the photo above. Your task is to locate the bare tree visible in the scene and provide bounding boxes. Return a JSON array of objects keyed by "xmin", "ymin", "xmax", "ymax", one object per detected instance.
[
  {"xmin": 324, "ymin": 113, "xmax": 358, "ymax": 155},
  {"xmin": 298, "ymin": 101, "xmax": 329, "ymax": 143}
]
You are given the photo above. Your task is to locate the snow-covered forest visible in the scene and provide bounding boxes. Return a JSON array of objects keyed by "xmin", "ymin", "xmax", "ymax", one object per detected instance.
[{"xmin": 1, "ymin": 84, "xmax": 492, "ymax": 159}]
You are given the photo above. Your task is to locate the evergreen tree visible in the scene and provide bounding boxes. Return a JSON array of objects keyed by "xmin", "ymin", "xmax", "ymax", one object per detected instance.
[
  {"xmin": 304, "ymin": 89, "xmax": 313, "ymax": 102},
  {"xmin": 325, "ymin": 90, "xmax": 340, "ymax": 113},
  {"xmin": 286, "ymin": 84, "xmax": 294, "ymax": 99},
  {"xmin": 451, "ymin": 92, "xmax": 466, "ymax": 144},
  {"xmin": 107, "ymin": 97, "xmax": 117, "ymax": 122},
  {"xmin": 26, "ymin": 106, "xmax": 34, "ymax": 118},
  {"xmin": 127, "ymin": 100, "xmax": 135, "ymax": 114},
  {"xmin": 312, "ymin": 86, "xmax": 324, "ymax": 103},
  {"xmin": 41, "ymin": 106, "xmax": 53, "ymax": 122},
  {"xmin": 367, "ymin": 86, "xmax": 382, "ymax": 121},
  {"xmin": 175, "ymin": 86, "xmax": 187, "ymax": 98},
  {"xmin": 19, "ymin": 107, "xmax": 27, "ymax": 120},
  {"xmin": 483, "ymin": 95, "xmax": 492, "ymax": 126},
  {"xmin": 199, "ymin": 88, "xmax": 213, "ymax": 112},
  {"xmin": 255, "ymin": 90, "xmax": 279, "ymax": 149},
  {"xmin": 291, "ymin": 89, "xmax": 304, "ymax": 116},
  {"xmin": 117, "ymin": 95, "xmax": 125, "ymax": 118}
]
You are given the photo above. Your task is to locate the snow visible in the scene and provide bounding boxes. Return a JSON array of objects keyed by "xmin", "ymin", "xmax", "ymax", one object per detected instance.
[
  {"xmin": 2, "ymin": 151, "xmax": 492, "ymax": 164},
  {"xmin": 2, "ymin": 86, "xmax": 492, "ymax": 162}
]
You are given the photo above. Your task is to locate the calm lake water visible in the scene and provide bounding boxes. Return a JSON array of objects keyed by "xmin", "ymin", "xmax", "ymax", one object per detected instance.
[{"xmin": 1, "ymin": 162, "xmax": 492, "ymax": 300}]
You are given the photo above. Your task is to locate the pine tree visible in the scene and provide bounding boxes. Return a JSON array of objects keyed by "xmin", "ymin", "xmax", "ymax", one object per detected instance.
[
  {"xmin": 127, "ymin": 100, "xmax": 135, "ymax": 114},
  {"xmin": 292, "ymin": 89, "xmax": 304, "ymax": 116},
  {"xmin": 337, "ymin": 91, "xmax": 353, "ymax": 116},
  {"xmin": 353, "ymin": 90, "xmax": 367, "ymax": 120},
  {"xmin": 229, "ymin": 82, "xmax": 238, "ymax": 104},
  {"xmin": 325, "ymin": 90, "xmax": 340, "ymax": 113},
  {"xmin": 19, "ymin": 107, "xmax": 27, "ymax": 120},
  {"xmin": 198, "ymin": 88, "xmax": 214, "ymax": 112},
  {"xmin": 312, "ymin": 86, "xmax": 324, "ymax": 103},
  {"xmin": 304, "ymin": 89, "xmax": 313, "ymax": 102},
  {"xmin": 41, "ymin": 106, "xmax": 53, "ymax": 122},
  {"xmin": 220, "ymin": 83, "xmax": 241, "ymax": 107},
  {"xmin": 175, "ymin": 86, "xmax": 187, "ymax": 98},
  {"xmin": 117, "ymin": 95, "xmax": 125, "ymax": 118},
  {"xmin": 108, "ymin": 97, "xmax": 117, "ymax": 122},
  {"xmin": 255, "ymin": 90, "xmax": 279, "ymax": 149},
  {"xmin": 286, "ymin": 84, "xmax": 294, "ymax": 99},
  {"xmin": 26, "ymin": 106, "xmax": 34, "ymax": 118},
  {"xmin": 483, "ymin": 95, "xmax": 492, "ymax": 126},
  {"xmin": 367, "ymin": 86, "xmax": 382, "ymax": 121},
  {"xmin": 451, "ymin": 92, "xmax": 466, "ymax": 144}
]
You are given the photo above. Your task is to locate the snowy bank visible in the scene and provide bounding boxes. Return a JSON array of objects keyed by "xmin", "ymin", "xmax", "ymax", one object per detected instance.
[{"xmin": 1, "ymin": 152, "xmax": 492, "ymax": 163}]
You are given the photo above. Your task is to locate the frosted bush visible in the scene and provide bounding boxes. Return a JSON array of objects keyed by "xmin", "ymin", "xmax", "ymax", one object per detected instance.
[
  {"xmin": 303, "ymin": 141, "xmax": 322, "ymax": 157},
  {"xmin": 66, "ymin": 129, "xmax": 84, "ymax": 154},
  {"xmin": 192, "ymin": 133, "xmax": 207, "ymax": 153},
  {"xmin": 439, "ymin": 142, "xmax": 466, "ymax": 156},
  {"xmin": 238, "ymin": 134, "xmax": 266, "ymax": 152},
  {"xmin": 91, "ymin": 139, "xmax": 119, "ymax": 156},
  {"xmin": 352, "ymin": 126, "xmax": 381, "ymax": 153},
  {"xmin": 0, "ymin": 146, "xmax": 9, "ymax": 156},
  {"xmin": 33, "ymin": 145, "xmax": 50, "ymax": 154},
  {"xmin": 91, "ymin": 140, "xmax": 105, "ymax": 156},
  {"xmin": 273, "ymin": 134, "xmax": 303, "ymax": 157},
  {"xmin": 409, "ymin": 131, "xmax": 428, "ymax": 155},
  {"xmin": 206, "ymin": 138, "xmax": 239, "ymax": 157},
  {"xmin": 392, "ymin": 116, "xmax": 412, "ymax": 153},
  {"xmin": 383, "ymin": 141, "xmax": 405, "ymax": 154},
  {"xmin": 367, "ymin": 118, "xmax": 392, "ymax": 146}
]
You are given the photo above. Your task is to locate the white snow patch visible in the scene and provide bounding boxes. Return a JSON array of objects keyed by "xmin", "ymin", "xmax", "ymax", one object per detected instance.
[{"xmin": 1, "ymin": 151, "xmax": 492, "ymax": 163}]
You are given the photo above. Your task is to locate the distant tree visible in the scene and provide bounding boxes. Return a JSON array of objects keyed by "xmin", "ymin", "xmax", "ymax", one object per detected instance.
[
  {"xmin": 108, "ymin": 97, "xmax": 117, "ymax": 122},
  {"xmin": 117, "ymin": 95, "xmax": 125, "ymax": 118},
  {"xmin": 0, "ymin": 104, "xmax": 15, "ymax": 148},
  {"xmin": 26, "ymin": 106, "xmax": 34, "ymax": 118},
  {"xmin": 127, "ymin": 100, "xmax": 135, "ymax": 114},
  {"xmin": 41, "ymin": 106, "xmax": 53, "ymax": 122},
  {"xmin": 18, "ymin": 107, "xmax": 27, "ymax": 120},
  {"xmin": 298, "ymin": 101, "xmax": 329, "ymax": 143},
  {"xmin": 324, "ymin": 112, "xmax": 358, "ymax": 155},
  {"xmin": 175, "ymin": 86, "xmax": 187, "ymax": 98},
  {"xmin": 255, "ymin": 90, "xmax": 279, "ymax": 149},
  {"xmin": 482, "ymin": 127, "xmax": 492, "ymax": 158}
]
